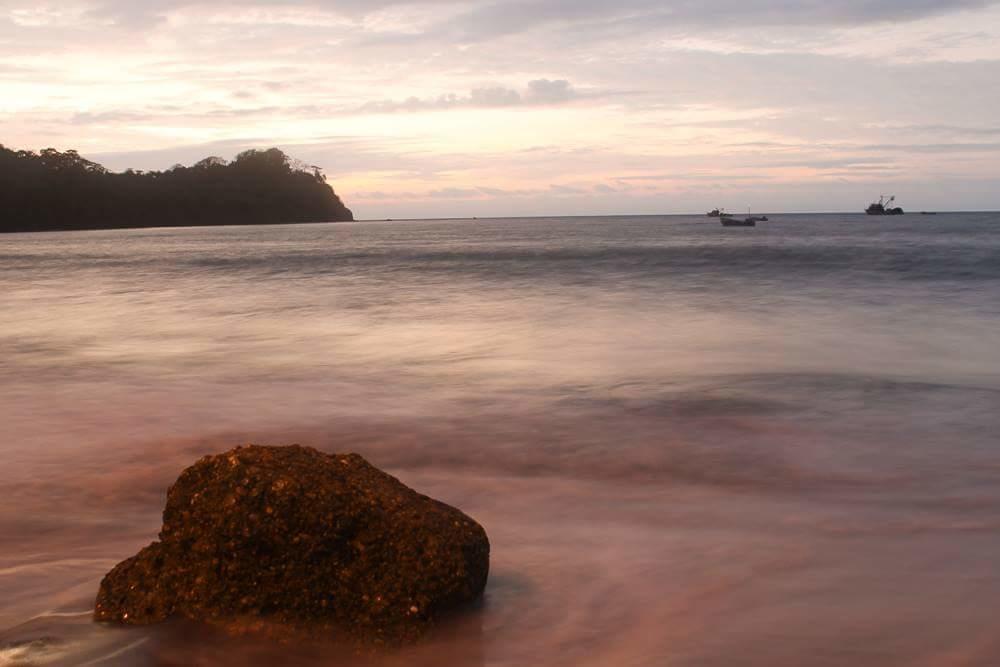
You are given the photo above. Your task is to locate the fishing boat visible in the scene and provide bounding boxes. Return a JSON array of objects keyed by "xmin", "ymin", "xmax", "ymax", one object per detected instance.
[
  {"xmin": 721, "ymin": 212, "xmax": 756, "ymax": 227},
  {"xmin": 866, "ymin": 195, "xmax": 904, "ymax": 215},
  {"xmin": 721, "ymin": 207, "xmax": 763, "ymax": 226}
]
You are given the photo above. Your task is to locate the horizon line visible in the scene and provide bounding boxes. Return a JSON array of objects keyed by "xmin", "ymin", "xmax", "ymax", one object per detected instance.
[{"xmin": 355, "ymin": 210, "xmax": 998, "ymax": 222}]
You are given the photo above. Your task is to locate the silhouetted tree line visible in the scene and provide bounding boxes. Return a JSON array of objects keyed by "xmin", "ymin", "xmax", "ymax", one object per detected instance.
[{"xmin": 0, "ymin": 145, "xmax": 353, "ymax": 233}]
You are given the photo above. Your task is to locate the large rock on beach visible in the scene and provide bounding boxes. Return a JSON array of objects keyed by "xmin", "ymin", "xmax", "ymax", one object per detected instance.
[{"xmin": 94, "ymin": 445, "xmax": 489, "ymax": 644}]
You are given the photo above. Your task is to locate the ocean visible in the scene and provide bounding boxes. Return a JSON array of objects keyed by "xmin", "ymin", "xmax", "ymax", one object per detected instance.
[{"xmin": 2, "ymin": 212, "xmax": 1000, "ymax": 665}]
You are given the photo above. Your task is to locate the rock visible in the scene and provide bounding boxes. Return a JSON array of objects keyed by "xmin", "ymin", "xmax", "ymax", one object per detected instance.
[{"xmin": 94, "ymin": 445, "xmax": 489, "ymax": 644}]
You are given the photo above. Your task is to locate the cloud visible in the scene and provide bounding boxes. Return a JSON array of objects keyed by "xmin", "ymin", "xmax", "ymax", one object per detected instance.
[
  {"xmin": 357, "ymin": 79, "xmax": 583, "ymax": 113},
  {"xmin": 868, "ymin": 123, "xmax": 1000, "ymax": 137},
  {"xmin": 0, "ymin": 62, "xmax": 41, "ymax": 75},
  {"xmin": 427, "ymin": 186, "xmax": 483, "ymax": 198},
  {"xmin": 83, "ymin": 0, "xmax": 177, "ymax": 28},
  {"xmin": 29, "ymin": 0, "xmax": 998, "ymax": 38},
  {"xmin": 525, "ymin": 78, "xmax": 575, "ymax": 103},
  {"xmin": 70, "ymin": 109, "xmax": 174, "ymax": 124},
  {"xmin": 859, "ymin": 142, "xmax": 1000, "ymax": 153},
  {"xmin": 353, "ymin": 182, "xmax": 611, "ymax": 201},
  {"xmin": 62, "ymin": 79, "xmax": 591, "ymax": 127},
  {"xmin": 408, "ymin": 0, "xmax": 1000, "ymax": 45}
]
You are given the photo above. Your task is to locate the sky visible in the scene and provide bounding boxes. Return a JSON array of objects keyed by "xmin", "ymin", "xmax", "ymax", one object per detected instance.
[{"xmin": 2, "ymin": 1, "xmax": 1000, "ymax": 218}]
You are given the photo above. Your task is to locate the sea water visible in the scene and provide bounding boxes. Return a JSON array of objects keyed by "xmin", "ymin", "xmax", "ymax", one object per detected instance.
[{"xmin": 2, "ymin": 213, "xmax": 1000, "ymax": 665}]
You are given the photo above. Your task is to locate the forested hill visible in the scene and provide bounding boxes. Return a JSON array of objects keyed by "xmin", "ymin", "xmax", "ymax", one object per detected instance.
[{"xmin": 0, "ymin": 145, "xmax": 354, "ymax": 233}]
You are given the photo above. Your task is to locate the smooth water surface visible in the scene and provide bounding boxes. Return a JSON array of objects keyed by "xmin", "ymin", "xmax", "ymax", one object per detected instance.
[{"xmin": 2, "ymin": 213, "xmax": 1000, "ymax": 665}]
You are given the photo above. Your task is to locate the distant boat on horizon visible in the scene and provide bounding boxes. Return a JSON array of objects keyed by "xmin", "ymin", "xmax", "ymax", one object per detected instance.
[
  {"xmin": 721, "ymin": 207, "xmax": 767, "ymax": 226},
  {"xmin": 711, "ymin": 207, "xmax": 767, "ymax": 223},
  {"xmin": 721, "ymin": 216, "xmax": 756, "ymax": 227},
  {"xmin": 866, "ymin": 195, "xmax": 904, "ymax": 215}
]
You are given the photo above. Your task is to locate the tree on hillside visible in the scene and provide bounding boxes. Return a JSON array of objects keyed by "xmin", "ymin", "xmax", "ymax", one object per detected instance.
[{"xmin": 0, "ymin": 144, "xmax": 353, "ymax": 233}]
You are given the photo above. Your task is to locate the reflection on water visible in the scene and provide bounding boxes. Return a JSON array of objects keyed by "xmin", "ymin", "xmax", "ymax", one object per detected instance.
[{"xmin": 2, "ymin": 213, "xmax": 1000, "ymax": 665}]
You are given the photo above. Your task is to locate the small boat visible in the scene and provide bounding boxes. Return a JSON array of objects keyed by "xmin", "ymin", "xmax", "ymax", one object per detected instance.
[
  {"xmin": 721, "ymin": 218, "xmax": 756, "ymax": 227},
  {"xmin": 721, "ymin": 207, "xmax": 764, "ymax": 226},
  {"xmin": 707, "ymin": 208, "xmax": 724, "ymax": 217}
]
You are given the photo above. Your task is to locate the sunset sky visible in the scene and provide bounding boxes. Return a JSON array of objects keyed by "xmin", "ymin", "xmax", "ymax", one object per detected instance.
[{"xmin": 2, "ymin": 0, "xmax": 999, "ymax": 218}]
